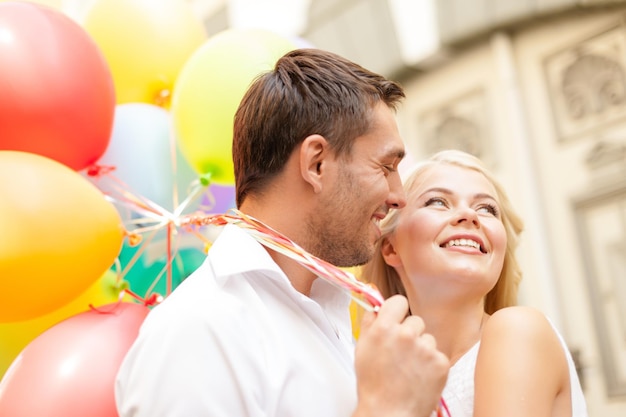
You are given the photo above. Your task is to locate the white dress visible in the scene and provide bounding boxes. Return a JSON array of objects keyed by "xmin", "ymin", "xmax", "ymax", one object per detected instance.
[{"xmin": 440, "ymin": 322, "xmax": 588, "ymax": 417}]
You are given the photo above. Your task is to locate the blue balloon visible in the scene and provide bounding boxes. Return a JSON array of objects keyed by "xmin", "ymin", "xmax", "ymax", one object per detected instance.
[{"xmin": 97, "ymin": 103, "xmax": 202, "ymax": 214}]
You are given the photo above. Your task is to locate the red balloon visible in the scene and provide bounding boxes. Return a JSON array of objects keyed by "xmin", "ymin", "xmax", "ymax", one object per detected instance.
[
  {"xmin": 0, "ymin": 302, "xmax": 149, "ymax": 417},
  {"xmin": 0, "ymin": 2, "xmax": 115, "ymax": 171}
]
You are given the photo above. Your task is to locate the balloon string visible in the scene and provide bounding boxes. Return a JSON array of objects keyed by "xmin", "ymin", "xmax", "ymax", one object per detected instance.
[
  {"xmin": 109, "ymin": 239, "xmax": 162, "ymax": 306},
  {"xmin": 88, "ymin": 166, "xmax": 209, "ymax": 225},
  {"xmin": 110, "ymin": 286, "xmax": 161, "ymax": 308},
  {"xmin": 89, "ymin": 170, "xmax": 383, "ymax": 311},
  {"xmin": 166, "ymin": 223, "xmax": 174, "ymax": 296},
  {"xmin": 181, "ymin": 210, "xmax": 384, "ymax": 312},
  {"xmin": 184, "ymin": 228, "xmax": 213, "ymax": 254},
  {"xmin": 438, "ymin": 397, "xmax": 451, "ymax": 417},
  {"xmin": 87, "ymin": 164, "xmax": 177, "ymax": 222},
  {"xmin": 89, "ymin": 167, "xmax": 217, "ymax": 302},
  {"xmin": 142, "ymin": 238, "xmax": 180, "ymax": 298},
  {"xmin": 173, "ymin": 180, "xmax": 206, "ymax": 218},
  {"xmin": 120, "ymin": 229, "xmax": 157, "ymax": 279},
  {"xmin": 168, "ymin": 125, "xmax": 180, "ymax": 210},
  {"xmin": 110, "ymin": 185, "xmax": 171, "ymax": 219}
]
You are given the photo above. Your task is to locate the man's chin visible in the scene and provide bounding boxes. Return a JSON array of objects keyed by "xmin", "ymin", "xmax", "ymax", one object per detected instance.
[{"xmin": 345, "ymin": 247, "xmax": 375, "ymax": 268}]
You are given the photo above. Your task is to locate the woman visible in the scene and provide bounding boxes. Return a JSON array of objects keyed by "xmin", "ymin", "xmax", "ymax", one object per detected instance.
[{"xmin": 360, "ymin": 150, "xmax": 588, "ymax": 417}]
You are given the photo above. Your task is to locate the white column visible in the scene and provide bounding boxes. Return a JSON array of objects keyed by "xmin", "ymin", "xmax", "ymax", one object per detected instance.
[
  {"xmin": 227, "ymin": 0, "xmax": 311, "ymax": 37},
  {"xmin": 490, "ymin": 31, "xmax": 565, "ymax": 332},
  {"xmin": 387, "ymin": 0, "xmax": 440, "ymax": 66}
]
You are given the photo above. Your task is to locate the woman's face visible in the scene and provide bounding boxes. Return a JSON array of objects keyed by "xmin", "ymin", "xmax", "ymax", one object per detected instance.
[{"xmin": 383, "ymin": 164, "xmax": 507, "ymax": 298}]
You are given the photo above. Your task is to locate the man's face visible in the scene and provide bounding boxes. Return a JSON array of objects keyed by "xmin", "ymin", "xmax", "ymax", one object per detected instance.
[{"xmin": 307, "ymin": 102, "xmax": 406, "ymax": 267}]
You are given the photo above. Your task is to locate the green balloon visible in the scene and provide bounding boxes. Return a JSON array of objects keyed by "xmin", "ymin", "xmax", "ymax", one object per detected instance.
[
  {"xmin": 172, "ymin": 28, "xmax": 296, "ymax": 185},
  {"xmin": 115, "ymin": 241, "xmax": 206, "ymax": 299}
]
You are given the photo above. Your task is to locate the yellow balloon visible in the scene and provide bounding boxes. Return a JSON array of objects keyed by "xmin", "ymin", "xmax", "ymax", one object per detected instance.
[
  {"xmin": 0, "ymin": 151, "xmax": 124, "ymax": 322},
  {"xmin": 171, "ymin": 28, "xmax": 296, "ymax": 185},
  {"xmin": 82, "ymin": 0, "xmax": 206, "ymax": 107},
  {"xmin": 343, "ymin": 266, "xmax": 367, "ymax": 340},
  {"xmin": 0, "ymin": 271, "xmax": 130, "ymax": 379}
]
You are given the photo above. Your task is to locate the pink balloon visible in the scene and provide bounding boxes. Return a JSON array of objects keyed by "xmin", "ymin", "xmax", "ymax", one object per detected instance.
[{"xmin": 0, "ymin": 302, "xmax": 149, "ymax": 417}]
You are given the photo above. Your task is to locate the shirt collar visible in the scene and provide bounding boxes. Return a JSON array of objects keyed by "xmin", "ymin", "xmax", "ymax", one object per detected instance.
[
  {"xmin": 208, "ymin": 223, "xmax": 352, "ymax": 313},
  {"xmin": 208, "ymin": 223, "xmax": 283, "ymax": 278}
]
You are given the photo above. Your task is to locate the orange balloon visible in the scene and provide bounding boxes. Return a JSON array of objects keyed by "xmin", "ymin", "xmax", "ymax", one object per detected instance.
[
  {"xmin": 0, "ymin": 151, "xmax": 124, "ymax": 322},
  {"xmin": 0, "ymin": 271, "xmax": 129, "ymax": 379}
]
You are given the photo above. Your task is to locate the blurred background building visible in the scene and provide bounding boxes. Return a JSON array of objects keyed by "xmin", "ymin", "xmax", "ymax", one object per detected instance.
[{"xmin": 57, "ymin": 0, "xmax": 626, "ymax": 414}]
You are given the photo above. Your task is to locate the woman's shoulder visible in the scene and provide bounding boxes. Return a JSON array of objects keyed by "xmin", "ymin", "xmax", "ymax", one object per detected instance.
[
  {"xmin": 480, "ymin": 305, "xmax": 565, "ymax": 366},
  {"xmin": 485, "ymin": 305, "xmax": 553, "ymax": 335},
  {"xmin": 475, "ymin": 305, "xmax": 570, "ymax": 412}
]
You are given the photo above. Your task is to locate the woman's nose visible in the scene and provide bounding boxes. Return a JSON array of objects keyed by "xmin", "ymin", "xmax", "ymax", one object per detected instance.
[{"xmin": 452, "ymin": 205, "xmax": 480, "ymax": 227}]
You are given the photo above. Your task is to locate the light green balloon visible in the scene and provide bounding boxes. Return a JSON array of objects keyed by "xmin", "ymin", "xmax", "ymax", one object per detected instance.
[{"xmin": 172, "ymin": 28, "xmax": 296, "ymax": 185}]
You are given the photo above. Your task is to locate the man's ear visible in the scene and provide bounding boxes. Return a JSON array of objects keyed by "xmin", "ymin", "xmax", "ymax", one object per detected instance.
[
  {"xmin": 299, "ymin": 134, "xmax": 328, "ymax": 193},
  {"xmin": 381, "ymin": 237, "xmax": 402, "ymax": 267}
]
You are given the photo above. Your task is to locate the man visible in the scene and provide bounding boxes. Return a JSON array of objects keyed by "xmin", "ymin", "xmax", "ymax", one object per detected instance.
[{"xmin": 116, "ymin": 48, "xmax": 449, "ymax": 417}]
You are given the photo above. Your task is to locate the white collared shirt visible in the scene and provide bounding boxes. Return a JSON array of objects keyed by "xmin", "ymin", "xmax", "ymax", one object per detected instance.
[{"xmin": 115, "ymin": 224, "xmax": 357, "ymax": 417}]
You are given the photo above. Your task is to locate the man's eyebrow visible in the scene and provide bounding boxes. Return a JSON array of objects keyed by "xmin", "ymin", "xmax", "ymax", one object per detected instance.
[{"xmin": 385, "ymin": 148, "xmax": 405, "ymax": 160}]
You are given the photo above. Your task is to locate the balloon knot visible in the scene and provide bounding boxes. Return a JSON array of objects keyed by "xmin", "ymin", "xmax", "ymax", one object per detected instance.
[
  {"xmin": 199, "ymin": 173, "xmax": 212, "ymax": 187},
  {"xmin": 85, "ymin": 164, "xmax": 116, "ymax": 177},
  {"xmin": 115, "ymin": 279, "xmax": 130, "ymax": 293},
  {"xmin": 125, "ymin": 231, "xmax": 143, "ymax": 246},
  {"xmin": 144, "ymin": 293, "xmax": 163, "ymax": 307},
  {"xmin": 154, "ymin": 88, "xmax": 171, "ymax": 108}
]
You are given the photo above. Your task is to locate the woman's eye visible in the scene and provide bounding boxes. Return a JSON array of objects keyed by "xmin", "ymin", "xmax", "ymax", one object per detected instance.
[
  {"xmin": 425, "ymin": 197, "xmax": 447, "ymax": 207},
  {"xmin": 477, "ymin": 203, "xmax": 499, "ymax": 217}
]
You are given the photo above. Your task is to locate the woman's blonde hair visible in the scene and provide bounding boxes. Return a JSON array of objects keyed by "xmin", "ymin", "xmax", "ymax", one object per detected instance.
[{"xmin": 360, "ymin": 150, "xmax": 524, "ymax": 314}]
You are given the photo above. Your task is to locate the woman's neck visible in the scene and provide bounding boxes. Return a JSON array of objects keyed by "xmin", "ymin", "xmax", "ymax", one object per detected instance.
[{"xmin": 411, "ymin": 301, "xmax": 488, "ymax": 366}]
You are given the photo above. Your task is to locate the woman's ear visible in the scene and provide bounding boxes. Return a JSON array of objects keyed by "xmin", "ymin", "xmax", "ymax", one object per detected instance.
[
  {"xmin": 381, "ymin": 237, "xmax": 402, "ymax": 267},
  {"xmin": 299, "ymin": 134, "xmax": 328, "ymax": 193}
]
